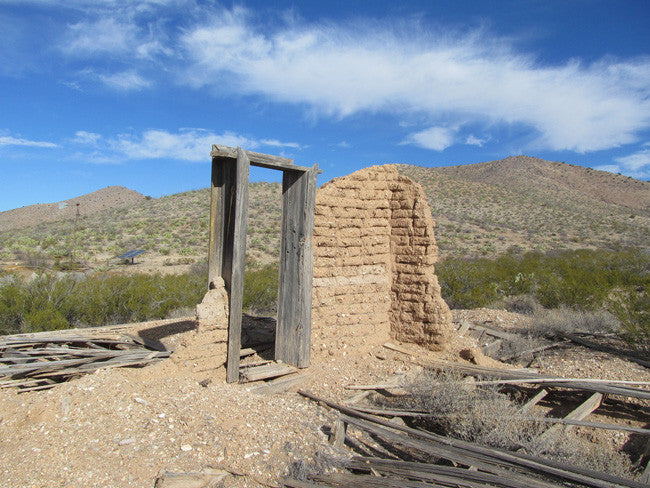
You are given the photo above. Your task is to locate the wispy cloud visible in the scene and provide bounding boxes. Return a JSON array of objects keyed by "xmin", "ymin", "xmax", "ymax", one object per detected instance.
[
  {"xmin": 6, "ymin": 4, "xmax": 650, "ymax": 155},
  {"xmin": 70, "ymin": 128, "xmax": 303, "ymax": 163},
  {"xmin": 71, "ymin": 131, "xmax": 102, "ymax": 145},
  {"xmin": 402, "ymin": 126, "xmax": 456, "ymax": 151},
  {"xmin": 596, "ymin": 147, "xmax": 650, "ymax": 179},
  {"xmin": 465, "ymin": 134, "xmax": 486, "ymax": 147},
  {"xmin": 97, "ymin": 70, "xmax": 152, "ymax": 91},
  {"xmin": 61, "ymin": 18, "xmax": 138, "ymax": 56},
  {"xmin": 180, "ymin": 8, "xmax": 650, "ymax": 153},
  {"xmin": 0, "ymin": 135, "xmax": 58, "ymax": 148},
  {"xmin": 260, "ymin": 138, "xmax": 303, "ymax": 149}
]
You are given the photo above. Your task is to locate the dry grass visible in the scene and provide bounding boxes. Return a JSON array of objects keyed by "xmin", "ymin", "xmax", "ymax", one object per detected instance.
[
  {"xmin": 385, "ymin": 370, "xmax": 638, "ymax": 478},
  {"xmin": 528, "ymin": 307, "xmax": 620, "ymax": 337}
]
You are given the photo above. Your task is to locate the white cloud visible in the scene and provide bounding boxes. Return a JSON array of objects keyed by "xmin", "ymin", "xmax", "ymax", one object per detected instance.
[
  {"xmin": 0, "ymin": 135, "xmax": 58, "ymax": 148},
  {"xmin": 109, "ymin": 129, "xmax": 251, "ymax": 161},
  {"xmin": 98, "ymin": 70, "xmax": 152, "ymax": 91},
  {"xmin": 68, "ymin": 128, "xmax": 304, "ymax": 163},
  {"xmin": 593, "ymin": 146, "xmax": 650, "ymax": 179},
  {"xmin": 602, "ymin": 147, "xmax": 650, "ymax": 179},
  {"xmin": 465, "ymin": 134, "xmax": 486, "ymax": 147},
  {"xmin": 180, "ymin": 9, "xmax": 650, "ymax": 153},
  {"xmin": 72, "ymin": 131, "xmax": 102, "ymax": 145},
  {"xmin": 614, "ymin": 148, "xmax": 650, "ymax": 171},
  {"xmin": 403, "ymin": 126, "xmax": 456, "ymax": 151},
  {"xmin": 62, "ymin": 18, "xmax": 138, "ymax": 56}
]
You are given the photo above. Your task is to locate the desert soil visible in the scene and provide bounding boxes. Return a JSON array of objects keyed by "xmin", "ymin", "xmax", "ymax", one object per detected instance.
[{"xmin": 0, "ymin": 309, "xmax": 648, "ymax": 488}]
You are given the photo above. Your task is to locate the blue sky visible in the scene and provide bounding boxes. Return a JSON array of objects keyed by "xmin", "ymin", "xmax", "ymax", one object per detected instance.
[{"xmin": 1, "ymin": 1, "xmax": 649, "ymax": 212}]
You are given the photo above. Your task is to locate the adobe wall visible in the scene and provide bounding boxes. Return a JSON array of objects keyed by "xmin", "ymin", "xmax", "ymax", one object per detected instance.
[{"xmin": 311, "ymin": 165, "xmax": 453, "ymax": 350}]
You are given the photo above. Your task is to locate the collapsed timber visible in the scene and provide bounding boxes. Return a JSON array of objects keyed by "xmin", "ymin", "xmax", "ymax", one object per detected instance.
[
  {"xmin": 292, "ymin": 391, "xmax": 648, "ymax": 488},
  {"xmin": 0, "ymin": 326, "xmax": 170, "ymax": 392}
]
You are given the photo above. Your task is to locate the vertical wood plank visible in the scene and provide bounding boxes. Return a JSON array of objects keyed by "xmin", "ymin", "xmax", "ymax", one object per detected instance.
[
  {"xmin": 297, "ymin": 164, "xmax": 318, "ymax": 366},
  {"xmin": 276, "ymin": 170, "xmax": 300, "ymax": 366},
  {"xmin": 276, "ymin": 164, "xmax": 318, "ymax": 368},
  {"xmin": 207, "ymin": 157, "xmax": 228, "ymax": 288},
  {"xmin": 225, "ymin": 148, "xmax": 250, "ymax": 383}
]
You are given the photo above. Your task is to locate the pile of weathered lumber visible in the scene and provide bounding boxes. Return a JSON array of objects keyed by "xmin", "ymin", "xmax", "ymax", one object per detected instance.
[
  {"xmin": 0, "ymin": 329, "xmax": 170, "ymax": 392},
  {"xmin": 290, "ymin": 391, "xmax": 648, "ymax": 488}
]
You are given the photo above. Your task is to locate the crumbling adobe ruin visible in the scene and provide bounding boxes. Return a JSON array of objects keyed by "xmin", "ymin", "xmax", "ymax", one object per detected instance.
[
  {"xmin": 197, "ymin": 162, "xmax": 454, "ymax": 375},
  {"xmin": 311, "ymin": 165, "xmax": 453, "ymax": 350}
]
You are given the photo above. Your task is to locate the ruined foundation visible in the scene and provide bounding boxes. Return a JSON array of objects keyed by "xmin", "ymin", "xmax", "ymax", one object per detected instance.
[{"xmin": 311, "ymin": 165, "xmax": 453, "ymax": 350}]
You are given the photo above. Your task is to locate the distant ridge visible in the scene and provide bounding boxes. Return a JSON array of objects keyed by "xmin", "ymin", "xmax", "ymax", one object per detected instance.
[
  {"xmin": 0, "ymin": 186, "xmax": 146, "ymax": 232},
  {"xmin": 433, "ymin": 155, "xmax": 649, "ymax": 213},
  {"xmin": 397, "ymin": 156, "xmax": 649, "ymax": 257}
]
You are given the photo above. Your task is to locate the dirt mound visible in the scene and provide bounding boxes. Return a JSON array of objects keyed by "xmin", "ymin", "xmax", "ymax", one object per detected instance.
[{"xmin": 0, "ymin": 186, "xmax": 146, "ymax": 232}]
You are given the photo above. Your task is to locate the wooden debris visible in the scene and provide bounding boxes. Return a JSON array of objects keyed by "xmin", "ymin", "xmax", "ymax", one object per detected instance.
[
  {"xmin": 532, "ymin": 417, "xmax": 650, "ymax": 436},
  {"xmin": 297, "ymin": 390, "xmax": 647, "ymax": 488},
  {"xmin": 558, "ymin": 332, "xmax": 650, "ymax": 369},
  {"xmin": 154, "ymin": 468, "xmax": 228, "ymax": 488},
  {"xmin": 541, "ymin": 392, "xmax": 602, "ymax": 440},
  {"xmin": 520, "ymin": 388, "xmax": 548, "ymax": 412},
  {"xmin": 329, "ymin": 418, "xmax": 347, "ymax": 449},
  {"xmin": 249, "ymin": 372, "xmax": 309, "ymax": 395},
  {"xmin": 499, "ymin": 341, "xmax": 568, "ymax": 362},
  {"xmin": 422, "ymin": 359, "xmax": 650, "ymax": 400},
  {"xmin": 0, "ymin": 329, "xmax": 170, "ymax": 391},
  {"xmin": 239, "ymin": 362, "xmax": 297, "ymax": 383}
]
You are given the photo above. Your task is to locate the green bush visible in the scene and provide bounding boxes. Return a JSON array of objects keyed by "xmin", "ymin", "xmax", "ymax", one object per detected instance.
[
  {"xmin": 437, "ymin": 248, "xmax": 648, "ymax": 348},
  {"xmin": 437, "ymin": 249, "xmax": 648, "ymax": 311},
  {"xmin": 243, "ymin": 263, "xmax": 279, "ymax": 315},
  {"xmin": 0, "ymin": 262, "xmax": 280, "ymax": 334}
]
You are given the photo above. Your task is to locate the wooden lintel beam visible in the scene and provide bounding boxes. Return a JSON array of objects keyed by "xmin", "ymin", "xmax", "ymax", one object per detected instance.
[{"xmin": 210, "ymin": 144, "xmax": 322, "ymax": 173}]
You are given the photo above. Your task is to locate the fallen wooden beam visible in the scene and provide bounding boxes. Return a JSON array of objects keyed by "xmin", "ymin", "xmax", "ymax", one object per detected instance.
[
  {"xmin": 421, "ymin": 359, "xmax": 650, "ymax": 400},
  {"xmin": 532, "ymin": 417, "xmax": 650, "ymax": 436},
  {"xmin": 349, "ymin": 456, "xmax": 564, "ymax": 488},
  {"xmin": 520, "ymin": 389, "xmax": 548, "ymax": 413},
  {"xmin": 558, "ymin": 332, "xmax": 650, "ymax": 369},
  {"xmin": 239, "ymin": 362, "xmax": 297, "ymax": 383},
  {"xmin": 541, "ymin": 392, "xmax": 602, "ymax": 440},
  {"xmin": 298, "ymin": 390, "xmax": 647, "ymax": 488}
]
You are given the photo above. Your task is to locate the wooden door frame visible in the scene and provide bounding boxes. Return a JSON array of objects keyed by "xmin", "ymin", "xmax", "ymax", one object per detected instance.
[{"xmin": 207, "ymin": 145, "xmax": 319, "ymax": 383}]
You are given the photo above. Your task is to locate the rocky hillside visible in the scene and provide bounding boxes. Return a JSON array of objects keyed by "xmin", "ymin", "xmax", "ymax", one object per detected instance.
[
  {"xmin": 0, "ymin": 186, "xmax": 146, "ymax": 232},
  {"xmin": 1, "ymin": 156, "xmax": 648, "ymax": 267},
  {"xmin": 397, "ymin": 156, "xmax": 650, "ymax": 257}
]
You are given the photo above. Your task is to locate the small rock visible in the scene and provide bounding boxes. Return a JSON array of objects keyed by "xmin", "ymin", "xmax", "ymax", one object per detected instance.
[
  {"xmin": 119, "ymin": 438, "xmax": 136, "ymax": 446},
  {"xmin": 180, "ymin": 444, "xmax": 192, "ymax": 452}
]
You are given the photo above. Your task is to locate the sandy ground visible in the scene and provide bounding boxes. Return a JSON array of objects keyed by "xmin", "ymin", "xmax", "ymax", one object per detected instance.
[{"xmin": 0, "ymin": 309, "xmax": 648, "ymax": 488}]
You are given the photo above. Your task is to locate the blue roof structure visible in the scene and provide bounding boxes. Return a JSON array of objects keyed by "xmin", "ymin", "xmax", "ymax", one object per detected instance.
[{"xmin": 116, "ymin": 250, "xmax": 146, "ymax": 260}]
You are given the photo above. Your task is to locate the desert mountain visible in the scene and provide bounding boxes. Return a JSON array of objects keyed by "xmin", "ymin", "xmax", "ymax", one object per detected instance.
[
  {"xmin": 397, "ymin": 156, "xmax": 649, "ymax": 257},
  {"xmin": 431, "ymin": 155, "xmax": 649, "ymax": 213},
  {"xmin": 0, "ymin": 186, "xmax": 146, "ymax": 232},
  {"xmin": 0, "ymin": 157, "xmax": 648, "ymax": 263}
]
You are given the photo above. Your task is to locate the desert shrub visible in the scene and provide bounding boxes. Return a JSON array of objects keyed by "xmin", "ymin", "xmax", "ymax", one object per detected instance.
[
  {"xmin": 392, "ymin": 370, "xmax": 635, "ymax": 477},
  {"xmin": 22, "ymin": 306, "xmax": 69, "ymax": 332},
  {"xmin": 438, "ymin": 249, "xmax": 648, "ymax": 309},
  {"xmin": 403, "ymin": 370, "xmax": 546, "ymax": 451},
  {"xmin": 437, "ymin": 249, "xmax": 649, "ymax": 342},
  {"xmin": 243, "ymin": 263, "xmax": 279, "ymax": 315},
  {"xmin": 609, "ymin": 292, "xmax": 649, "ymax": 352},
  {"xmin": 498, "ymin": 294, "xmax": 541, "ymax": 315},
  {"xmin": 0, "ymin": 280, "xmax": 25, "ymax": 334},
  {"xmin": 0, "ymin": 260, "xmax": 281, "ymax": 333},
  {"xmin": 528, "ymin": 307, "xmax": 620, "ymax": 337}
]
